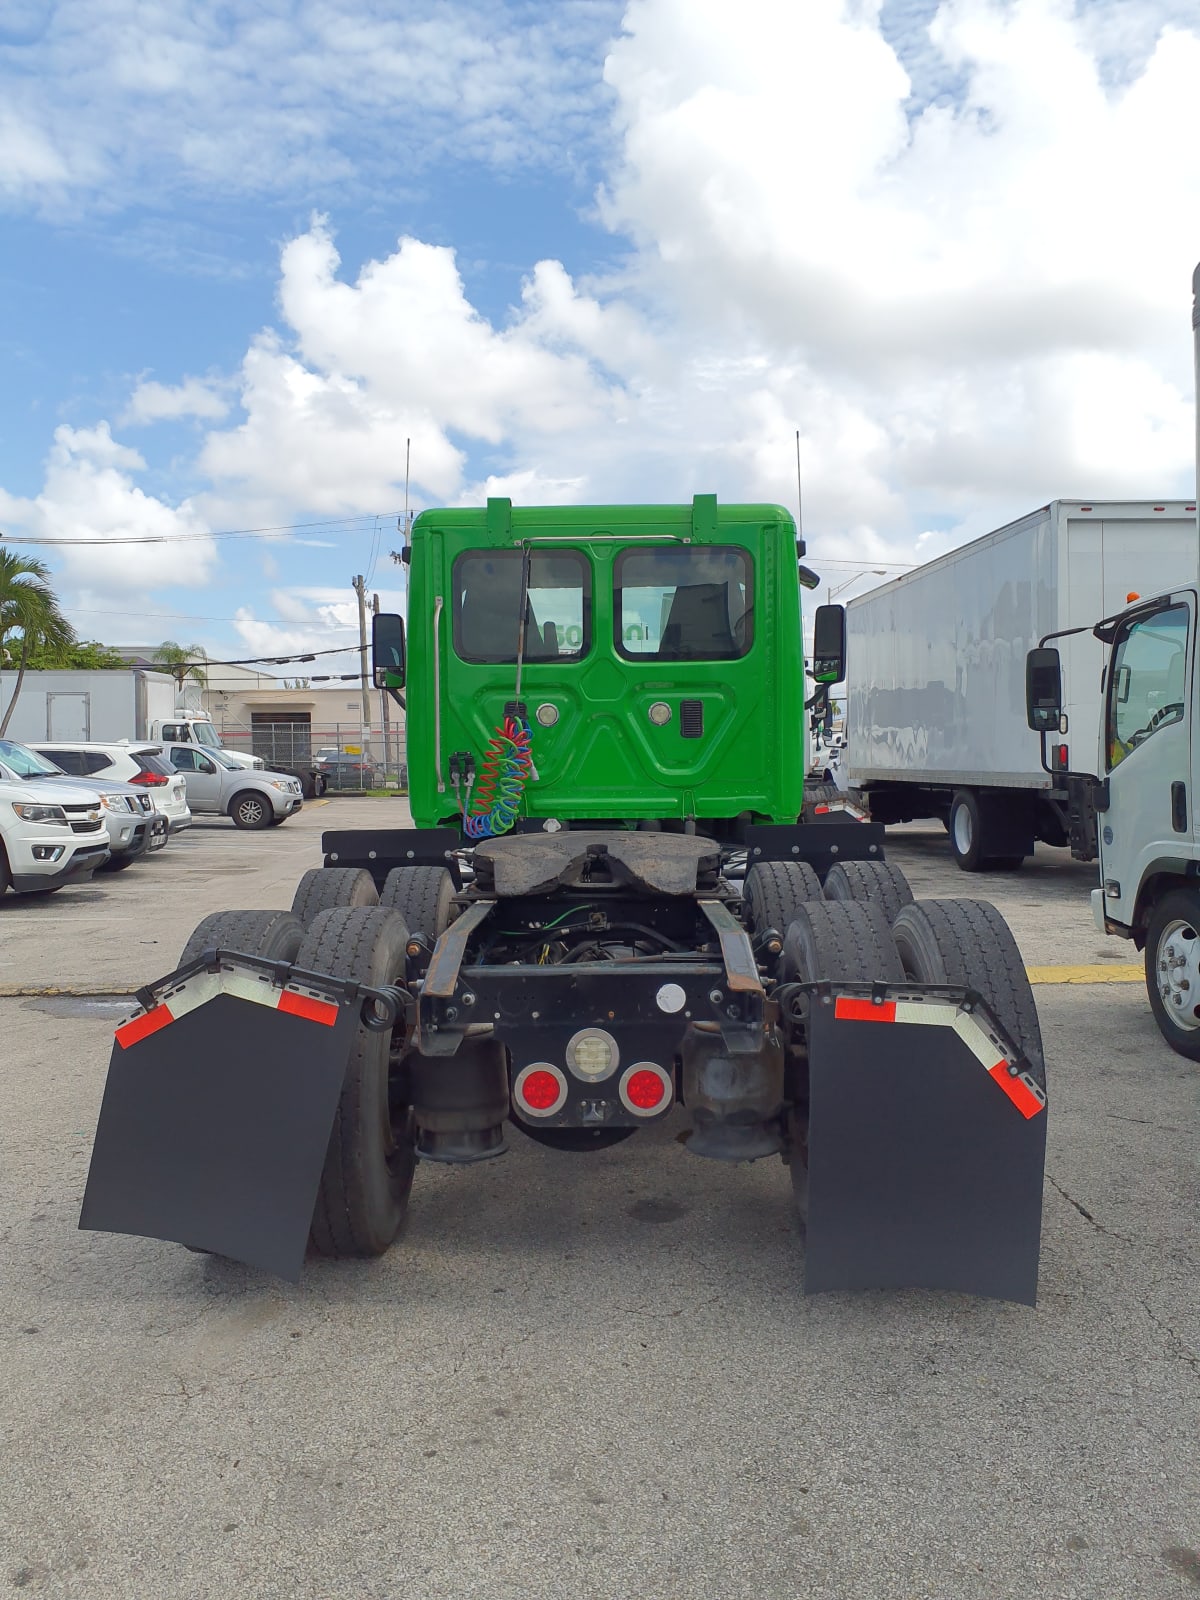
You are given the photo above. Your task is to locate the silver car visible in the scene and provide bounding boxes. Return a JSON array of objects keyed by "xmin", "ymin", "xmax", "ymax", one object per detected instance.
[
  {"xmin": 0, "ymin": 740, "xmax": 165, "ymax": 870},
  {"xmin": 160, "ymin": 744, "xmax": 303, "ymax": 829}
]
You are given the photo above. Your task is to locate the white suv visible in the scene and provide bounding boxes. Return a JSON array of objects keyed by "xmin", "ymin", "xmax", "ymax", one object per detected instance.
[
  {"xmin": 32, "ymin": 742, "xmax": 192, "ymax": 833},
  {"xmin": 0, "ymin": 774, "xmax": 109, "ymax": 896}
]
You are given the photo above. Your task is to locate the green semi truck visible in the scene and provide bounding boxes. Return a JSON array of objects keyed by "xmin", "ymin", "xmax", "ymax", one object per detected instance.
[{"xmin": 81, "ymin": 496, "xmax": 1048, "ymax": 1302}]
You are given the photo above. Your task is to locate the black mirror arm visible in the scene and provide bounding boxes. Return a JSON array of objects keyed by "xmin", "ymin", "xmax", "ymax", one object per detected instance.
[{"xmin": 385, "ymin": 687, "xmax": 406, "ymax": 711}]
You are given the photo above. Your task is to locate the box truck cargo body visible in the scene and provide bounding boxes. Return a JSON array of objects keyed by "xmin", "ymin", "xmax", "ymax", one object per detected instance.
[
  {"xmin": 846, "ymin": 500, "xmax": 1199, "ymax": 869},
  {"xmin": 0, "ymin": 670, "xmax": 179, "ymax": 743}
]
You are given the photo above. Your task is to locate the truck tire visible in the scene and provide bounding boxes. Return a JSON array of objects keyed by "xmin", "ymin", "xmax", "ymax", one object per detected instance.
[
  {"xmin": 743, "ymin": 860, "xmax": 823, "ymax": 937},
  {"xmin": 891, "ymin": 899, "xmax": 1045, "ymax": 1085},
  {"xmin": 780, "ymin": 900, "xmax": 905, "ymax": 985},
  {"xmin": 180, "ymin": 908, "xmax": 304, "ymax": 967},
  {"xmin": 1144, "ymin": 889, "xmax": 1200, "ymax": 1061},
  {"xmin": 822, "ymin": 860, "xmax": 914, "ymax": 925},
  {"xmin": 291, "ymin": 866, "xmax": 379, "ymax": 923},
  {"xmin": 300, "ymin": 906, "xmax": 415, "ymax": 1258},
  {"xmin": 803, "ymin": 782, "xmax": 838, "ymax": 807},
  {"xmin": 949, "ymin": 789, "xmax": 1024, "ymax": 873},
  {"xmin": 230, "ymin": 791, "xmax": 272, "ymax": 830},
  {"xmin": 379, "ymin": 866, "xmax": 455, "ymax": 940}
]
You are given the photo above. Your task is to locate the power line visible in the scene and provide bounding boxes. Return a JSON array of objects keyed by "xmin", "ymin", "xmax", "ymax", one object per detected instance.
[
  {"xmin": 67, "ymin": 606, "xmax": 359, "ymax": 626},
  {"xmin": 0, "ymin": 512, "xmax": 403, "ymax": 548}
]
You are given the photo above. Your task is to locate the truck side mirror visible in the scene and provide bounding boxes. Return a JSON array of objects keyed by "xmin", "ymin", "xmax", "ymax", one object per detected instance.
[
  {"xmin": 1026, "ymin": 647, "xmax": 1062, "ymax": 731},
  {"xmin": 372, "ymin": 613, "xmax": 406, "ymax": 689},
  {"xmin": 812, "ymin": 605, "xmax": 846, "ymax": 684}
]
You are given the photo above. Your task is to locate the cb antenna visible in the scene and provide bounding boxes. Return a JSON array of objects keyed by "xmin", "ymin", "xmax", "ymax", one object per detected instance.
[
  {"xmin": 391, "ymin": 436, "xmax": 413, "ymax": 566},
  {"xmin": 795, "ymin": 429, "xmax": 804, "ymax": 544}
]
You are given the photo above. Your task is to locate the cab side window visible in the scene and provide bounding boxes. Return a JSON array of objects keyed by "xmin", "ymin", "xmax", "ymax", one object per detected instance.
[{"xmin": 1107, "ymin": 603, "xmax": 1189, "ymax": 769}]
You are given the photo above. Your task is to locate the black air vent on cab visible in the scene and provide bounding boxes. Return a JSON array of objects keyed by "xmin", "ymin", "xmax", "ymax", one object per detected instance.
[{"xmin": 680, "ymin": 700, "xmax": 703, "ymax": 739}]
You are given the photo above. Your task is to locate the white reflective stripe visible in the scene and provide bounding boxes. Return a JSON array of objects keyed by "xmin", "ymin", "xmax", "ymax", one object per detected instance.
[
  {"xmin": 891, "ymin": 999, "xmax": 1012, "ymax": 1069},
  {"xmin": 125, "ymin": 964, "xmax": 339, "ymax": 1029}
]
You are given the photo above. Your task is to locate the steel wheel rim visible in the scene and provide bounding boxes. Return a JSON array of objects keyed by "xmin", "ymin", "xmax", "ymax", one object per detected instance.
[
  {"xmin": 1156, "ymin": 917, "xmax": 1200, "ymax": 1030},
  {"xmin": 952, "ymin": 804, "xmax": 973, "ymax": 856}
]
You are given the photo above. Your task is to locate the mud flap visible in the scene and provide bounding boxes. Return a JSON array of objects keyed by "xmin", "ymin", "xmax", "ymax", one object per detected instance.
[
  {"xmin": 79, "ymin": 958, "xmax": 386, "ymax": 1280},
  {"xmin": 802, "ymin": 986, "xmax": 1047, "ymax": 1304}
]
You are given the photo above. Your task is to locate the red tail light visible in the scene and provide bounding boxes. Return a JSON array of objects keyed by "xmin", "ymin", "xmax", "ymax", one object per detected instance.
[
  {"xmin": 619, "ymin": 1063, "xmax": 672, "ymax": 1116},
  {"xmin": 513, "ymin": 1063, "xmax": 568, "ymax": 1118},
  {"xmin": 129, "ymin": 771, "xmax": 169, "ymax": 787}
]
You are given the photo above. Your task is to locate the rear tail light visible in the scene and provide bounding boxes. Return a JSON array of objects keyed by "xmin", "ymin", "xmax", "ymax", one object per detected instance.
[
  {"xmin": 618, "ymin": 1063, "xmax": 672, "ymax": 1116},
  {"xmin": 1054, "ymin": 744, "xmax": 1069, "ymax": 770},
  {"xmin": 130, "ymin": 771, "xmax": 169, "ymax": 787},
  {"xmin": 513, "ymin": 1063, "xmax": 568, "ymax": 1118}
]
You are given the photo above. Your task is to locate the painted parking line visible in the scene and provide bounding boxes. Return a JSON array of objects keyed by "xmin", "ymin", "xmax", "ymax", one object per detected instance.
[{"xmin": 1025, "ymin": 964, "xmax": 1142, "ymax": 985}]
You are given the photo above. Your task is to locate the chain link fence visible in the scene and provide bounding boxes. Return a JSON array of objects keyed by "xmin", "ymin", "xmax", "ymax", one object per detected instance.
[{"xmin": 216, "ymin": 722, "xmax": 408, "ymax": 793}]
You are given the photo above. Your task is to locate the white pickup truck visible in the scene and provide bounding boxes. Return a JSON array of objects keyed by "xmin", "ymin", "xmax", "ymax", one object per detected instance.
[{"xmin": 0, "ymin": 775, "xmax": 109, "ymax": 895}]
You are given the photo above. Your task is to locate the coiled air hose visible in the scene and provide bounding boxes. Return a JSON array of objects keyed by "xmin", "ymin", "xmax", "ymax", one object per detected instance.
[{"xmin": 462, "ymin": 711, "xmax": 534, "ymax": 838}]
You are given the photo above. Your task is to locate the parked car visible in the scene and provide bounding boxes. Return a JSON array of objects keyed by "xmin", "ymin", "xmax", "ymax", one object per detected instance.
[
  {"xmin": 0, "ymin": 740, "xmax": 165, "ymax": 871},
  {"xmin": 159, "ymin": 744, "xmax": 304, "ymax": 829},
  {"xmin": 318, "ymin": 753, "xmax": 381, "ymax": 790},
  {"xmin": 0, "ymin": 770, "xmax": 109, "ymax": 897},
  {"xmin": 31, "ymin": 742, "xmax": 192, "ymax": 835}
]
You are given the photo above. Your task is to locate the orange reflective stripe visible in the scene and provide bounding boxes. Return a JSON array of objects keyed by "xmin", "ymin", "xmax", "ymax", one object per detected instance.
[
  {"xmin": 277, "ymin": 990, "xmax": 339, "ymax": 1027},
  {"xmin": 115, "ymin": 1005, "xmax": 174, "ymax": 1049},
  {"xmin": 834, "ymin": 997, "xmax": 897, "ymax": 1023},
  {"xmin": 988, "ymin": 1062, "xmax": 1044, "ymax": 1119}
]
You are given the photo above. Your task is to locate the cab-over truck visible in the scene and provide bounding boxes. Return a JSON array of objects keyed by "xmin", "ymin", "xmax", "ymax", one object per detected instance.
[{"xmin": 81, "ymin": 497, "xmax": 1048, "ymax": 1303}]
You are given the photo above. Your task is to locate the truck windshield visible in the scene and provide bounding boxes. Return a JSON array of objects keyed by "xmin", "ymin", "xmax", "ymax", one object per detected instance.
[
  {"xmin": 190, "ymin": 723, "xmax": 220, "ymax": 747},
  {"xmin": 1107, "ymin": 601, "xmax": 1190, "ymax": 768},
  {"xmin": 615, "ymin": 546, "xmax": 752, "ymax": 661},
  {"xmin": 453, "ymin": 550, "xmax": 590, "ymax": 664},
  {"xmin": 0, "ymin": 739, "xmax": 65, "ymax": 778}
]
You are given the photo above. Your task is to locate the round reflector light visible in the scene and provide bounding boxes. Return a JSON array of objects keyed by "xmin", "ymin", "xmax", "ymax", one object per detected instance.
[
  {"xmin": 619, "ymin": 1062, "xmax": 672, "ymax": 1116},
  {"xmin": 566, "ymin": 1027, "xmax": 619, "ymax": 1082},
  {"xmin": 648, "ymin": 701, "xmax": 672, "ymax": 727},
  {"xmin": 513, "ymin": 1063, "xmax": 568, "ymax": 1118}
]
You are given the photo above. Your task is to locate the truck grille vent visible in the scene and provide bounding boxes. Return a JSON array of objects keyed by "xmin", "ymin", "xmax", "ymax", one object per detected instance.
[{"xmin": 680, "ymin": 700, "xmax": 703, "ymax": 739}]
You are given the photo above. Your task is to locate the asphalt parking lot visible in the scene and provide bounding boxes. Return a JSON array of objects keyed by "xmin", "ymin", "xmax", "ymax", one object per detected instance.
[{"xmin": 2, "ymin": 804, "xmax": 1198, "ymax": 1599}]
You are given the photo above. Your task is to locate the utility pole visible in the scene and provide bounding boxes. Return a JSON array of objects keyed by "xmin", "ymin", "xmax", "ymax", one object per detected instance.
[
  {"xmin": 353, "ymin": 574, "xmax": 371, "ymax": 727},
  {"xmin": 373, "ymin": 591, "xmax": 391, "ymax": 780}
]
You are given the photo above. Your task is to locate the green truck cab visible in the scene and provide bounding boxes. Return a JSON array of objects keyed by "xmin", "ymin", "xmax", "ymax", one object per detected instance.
[{"xmin": 388, "ymin": 495, "xmax": 809, "ymax": 834}]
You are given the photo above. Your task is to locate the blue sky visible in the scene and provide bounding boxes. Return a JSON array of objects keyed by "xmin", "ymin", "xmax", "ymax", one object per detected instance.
[{"xmin": 2, "ymin": 0, "xmax": 1198, "ymax": 672}]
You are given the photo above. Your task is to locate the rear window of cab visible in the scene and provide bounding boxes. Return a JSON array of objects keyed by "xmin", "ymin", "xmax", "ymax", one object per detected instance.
[{"xmin": 453, "ymin": 550, "xmax": 591, "ymax": 664}]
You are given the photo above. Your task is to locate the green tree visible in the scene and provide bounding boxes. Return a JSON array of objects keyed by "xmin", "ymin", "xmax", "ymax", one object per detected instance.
[
  {"xmin": 22, "ymin": 638, "xmax": 127, "ymax": 670},
  {"xmin": 0, "ymin": 550, "xmax": 75, "ymax": 736},
  {"xmin": 153, "ymin": 640, "xmax": 208, "ymax": 692}
]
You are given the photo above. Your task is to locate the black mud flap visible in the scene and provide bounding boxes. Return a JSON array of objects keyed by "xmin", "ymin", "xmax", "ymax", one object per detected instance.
[
  {"xmin": 79, "ymin": 956, "xmax": 401, "ymax": 1281},
  {"xmin": 801, "ymin": 985, "xmax": 1047, "ymax": 1305}
]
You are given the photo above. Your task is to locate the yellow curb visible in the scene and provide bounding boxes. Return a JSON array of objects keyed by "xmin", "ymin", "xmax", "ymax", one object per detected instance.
[{"xmin": 1026, "ymin": 964, "xmax": 1142, "ymax": 984}]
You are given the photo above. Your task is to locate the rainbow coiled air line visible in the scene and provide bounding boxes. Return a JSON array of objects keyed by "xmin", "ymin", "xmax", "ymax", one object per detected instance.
[{"xmin": 462, "ymin": 712, "xmax": 534, "ymax": 838}]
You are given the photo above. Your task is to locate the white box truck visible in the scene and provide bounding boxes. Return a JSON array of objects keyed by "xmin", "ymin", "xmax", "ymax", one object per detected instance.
[
  {"xmin": 0, "ymin": 669, "xmax": 263, "ymax": 769},
  {"xmin": 845, "ymin": 499, "xmax": 1199, "ymax": 869}
]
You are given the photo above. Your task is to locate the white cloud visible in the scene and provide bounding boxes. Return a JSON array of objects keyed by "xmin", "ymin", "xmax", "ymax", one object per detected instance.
[
  {"xmin": 123, "ymin": 376, "xmax": 231, "ymax": 424},
  {"xmin": 0, "ymin": 0, "xmax": 623, "ymax": 214},
  {"xmin": 0, "ymin": 423, "xmax": 219, "ymax": 598}
]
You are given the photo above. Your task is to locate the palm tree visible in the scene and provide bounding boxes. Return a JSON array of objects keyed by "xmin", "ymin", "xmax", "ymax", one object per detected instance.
[
  {"xmin": 153, "ymin": 640, "xmax": 208, "ymax": 694},
  {"xmin": 0, "ymin": 550, "xmax": 75, "ymax": 736}
]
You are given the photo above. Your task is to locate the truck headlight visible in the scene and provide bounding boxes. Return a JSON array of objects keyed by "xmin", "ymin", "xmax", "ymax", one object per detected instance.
[{"xmin": 12, "ymin": 802, "xmax": 67, "ymax": 824}]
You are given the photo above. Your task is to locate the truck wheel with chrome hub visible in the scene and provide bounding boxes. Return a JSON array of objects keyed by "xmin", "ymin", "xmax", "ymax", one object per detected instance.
[{"xmin": 1145, "ymin": 890, "xmax": 1200, "ymax": 1060}]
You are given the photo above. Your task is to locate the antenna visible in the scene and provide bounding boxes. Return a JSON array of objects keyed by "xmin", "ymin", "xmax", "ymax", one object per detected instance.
[
  {"xmin": 403, "ymin": 436, "xmax": 412, "ymax": 537},
  {"xmin": 795, "ymin": 429, "xmax": 804, "ymax": 543}
]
